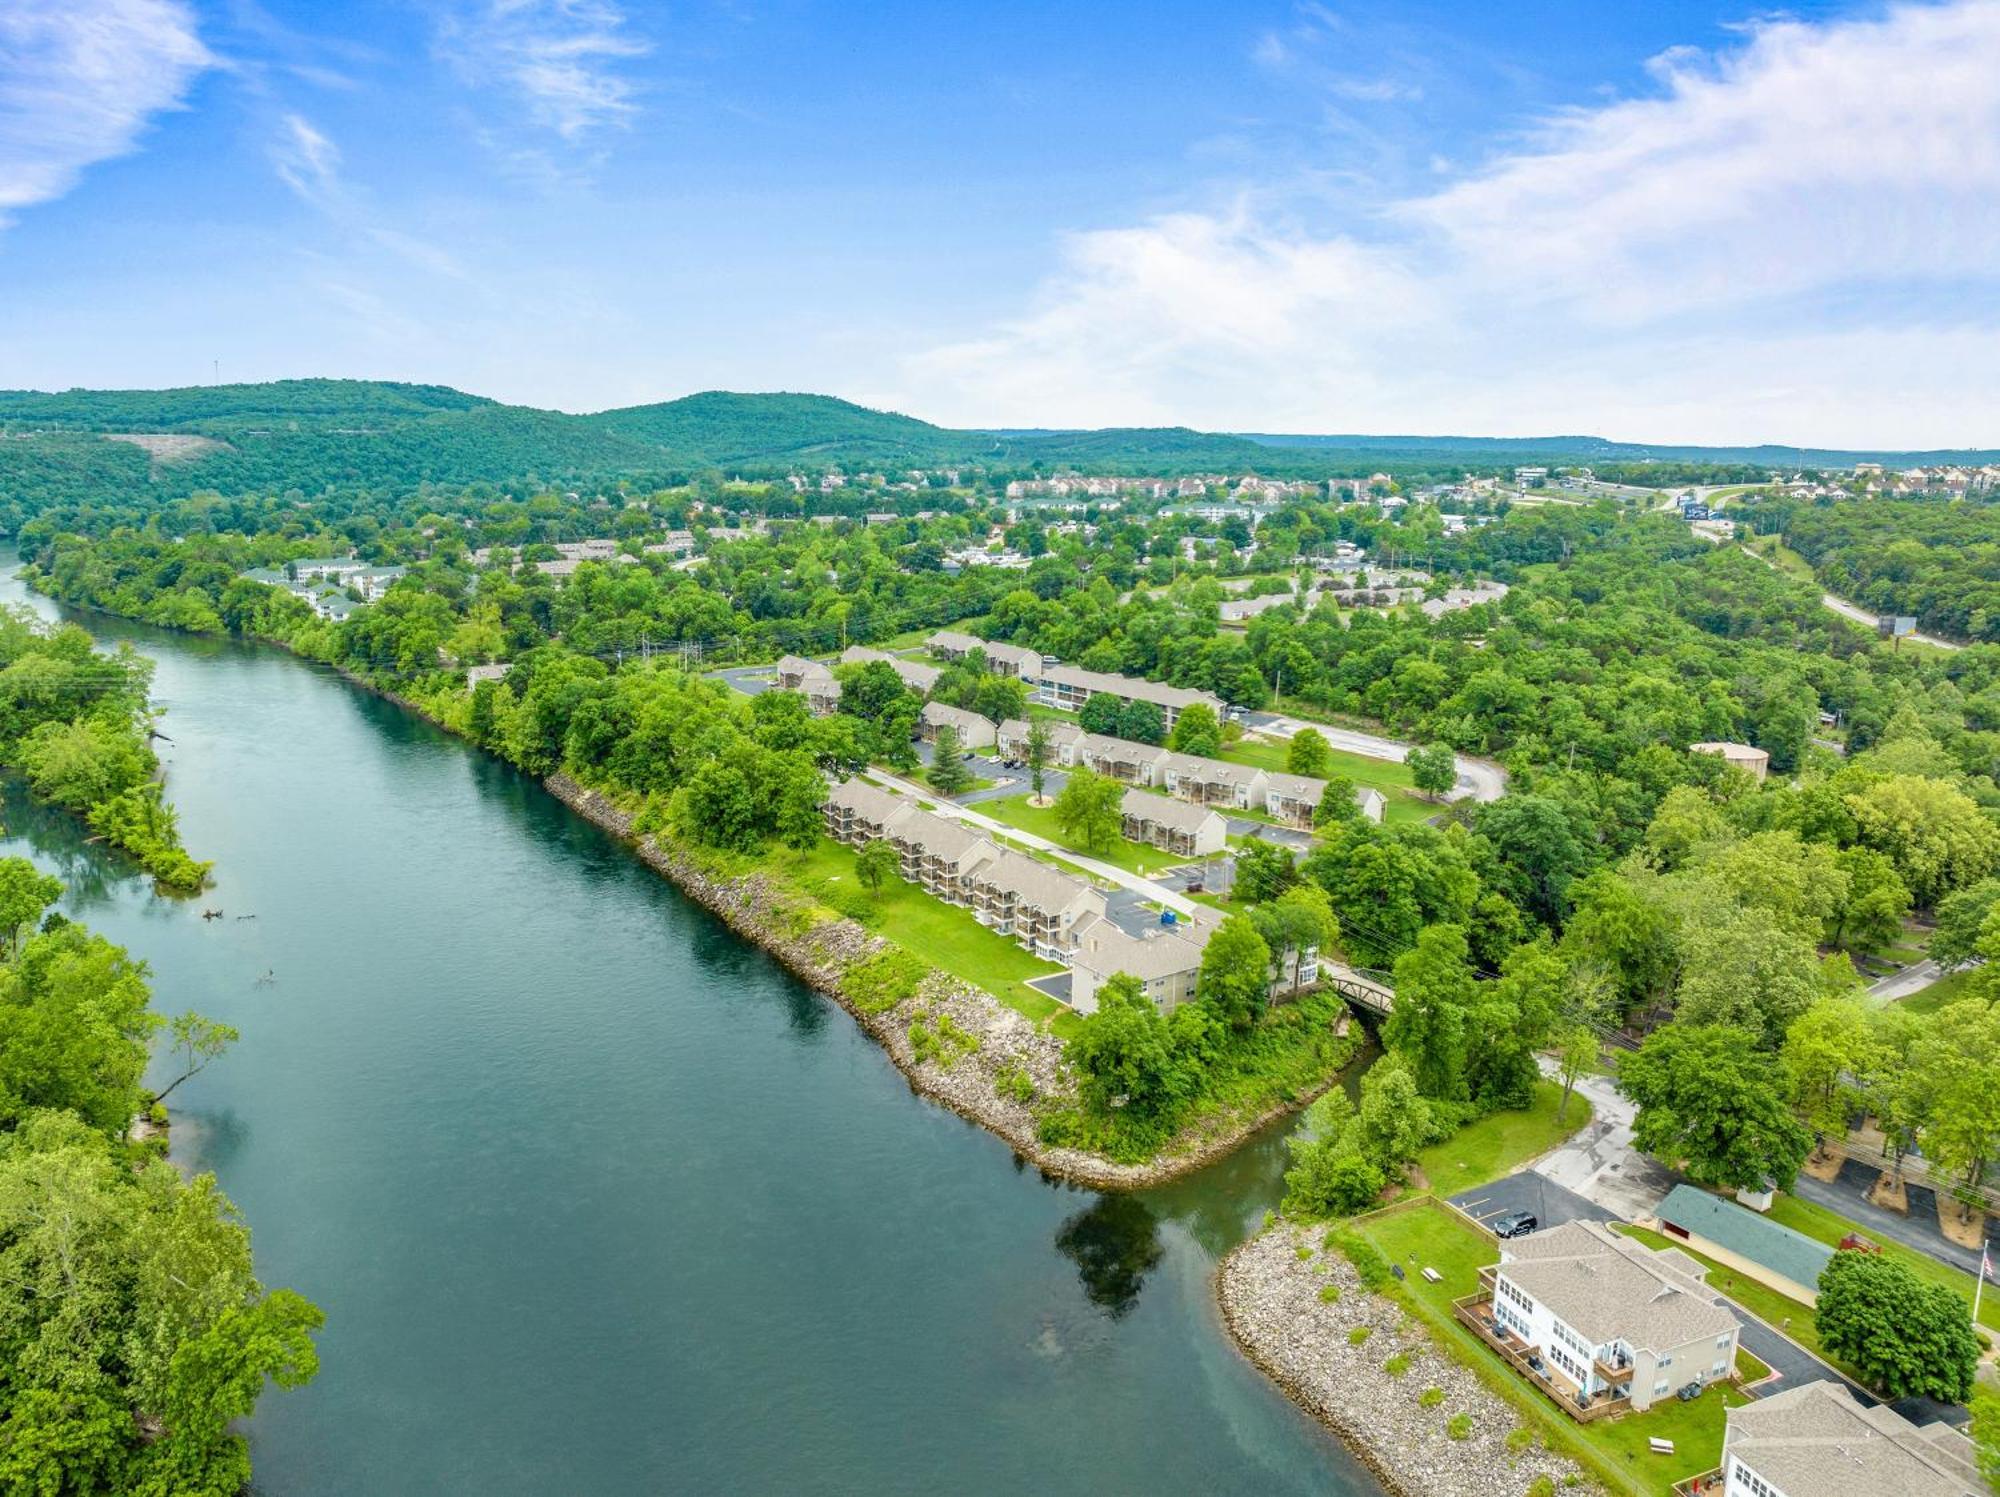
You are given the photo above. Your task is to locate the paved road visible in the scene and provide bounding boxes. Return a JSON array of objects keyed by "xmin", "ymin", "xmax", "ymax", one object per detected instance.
[
  {"xmin": 1739, "ymin": 547, "xmax": 1966, "ymax": 651},
  {"xmin": 1867, "ymin": 957, "xmax": 1946, "ymax": 1002},
  {"xmin": 1528, "ymin": 1063, "xmax": 1677, "ymax": 1221},
  {"xmin": 1242, "ymin": 712, "xmax": 1508, "ymax": 804}
]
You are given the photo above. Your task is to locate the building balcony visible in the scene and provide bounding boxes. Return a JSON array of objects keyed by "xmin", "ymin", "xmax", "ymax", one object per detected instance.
[
  {"xmin": 1452, "ymin": 1296, "xmax": 1630, "ymax": 1425},
  {"xmin": 1593, "ymin": 1351, "xmax": 1634, "ymax": 1384},
  {"xmin": 1672, "ymin": 1472, "xmax": 1724, "ymax": 1497}
]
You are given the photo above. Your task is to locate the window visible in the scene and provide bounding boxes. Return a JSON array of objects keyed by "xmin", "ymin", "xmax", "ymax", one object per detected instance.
[
  {"xmin": 1654, "ymin": 1379, "xmax": 1670, "ymax": 1396},
  {"xmin": 1659, "ymin": 1355, "xmax": 1672, "ymax": 1368}
]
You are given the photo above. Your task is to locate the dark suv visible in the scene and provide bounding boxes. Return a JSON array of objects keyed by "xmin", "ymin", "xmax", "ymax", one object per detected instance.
[{"xmin": 1491, "ymin": 1211, "xmax": 1538, "ymax": 1239}]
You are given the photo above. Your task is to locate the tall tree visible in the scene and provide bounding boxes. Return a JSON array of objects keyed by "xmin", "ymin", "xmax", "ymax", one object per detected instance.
[
  {"xmin": 1815, "ymin": 1251, "xmax": 1978, "ymax": 1403},
  {"xmin": 1619, "ymin": 1023, "xmax": 1813, "ymax": 1192},
  {"xmin": 1166, "ymin": 702, "xmax": 1221, "ymax": 757},
  {"xmin": 1286, "ymin": 727, "xmax": 1333, "ymax": 780},
  {"xmin": 927, "ymin": 723, "xmax": 972, "ymax": 795},
  {"xmin": 1384, "ymin": 923, "xmax": 1475, "ymax": 1101},
  {"xmin": 1025, "ymin": 718, "xmax": 1053, "ymax": 804},
  {"xmin": 1407, "ymin": 742, "xmax": 1457, "ymax": 800},
  {"xmin": 1197, "ymin": 915, "xmax": 1273, "ymax": 1031},
  {"xmin": 1068, "ymin": 972, "xmax": 1177, "ymax": 1117},
  {"xmin": 1052, "ymin": 767, "xmax": 1122, "ymax": 854},
  {"xmin": 855, "ymin": 837, "xmax": 898, "ymax": 898}
]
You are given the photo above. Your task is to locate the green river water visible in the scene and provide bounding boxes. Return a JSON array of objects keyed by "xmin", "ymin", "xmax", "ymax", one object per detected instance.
[{"xmin": 0, "ymin": 562, "xmax": 1381, "ymax": 1496}]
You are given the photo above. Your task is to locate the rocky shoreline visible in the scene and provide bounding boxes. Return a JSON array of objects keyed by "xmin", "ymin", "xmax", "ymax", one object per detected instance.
[
  {"xmin": 1217, "ymin": 1223, "xmax": 1588, "ymax": 1497},
  {"xmin": 19, "ymin": 576, "xmax": 1357, "ymax": 1191},
  {"xmin": 544, "ymin": 772, "xmax": 1351, "ymax": 1190}
]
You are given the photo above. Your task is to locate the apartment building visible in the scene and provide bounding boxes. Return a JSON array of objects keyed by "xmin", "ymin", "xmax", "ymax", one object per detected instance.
[
  {"xmin": 1032, "ymin": 664, "xmax": 1226, "ymax": 732},
  {"xmin": 820, "ymin": 782, "xmax": 1101, "ymax": 962},
  {"xmin": 1073, "ymin": 732, "xmax": 1168, "ymax": 784},
  {"xmin": 1262, "ymin": 771, "xmax": 1327, "ymax": 827},
  {"xmin": 1712, "ymin": 1380, "xmax": 1980, "ymax": 1497},
  {"xmin": 1119, "ymin": 789, "xmax": 1227, "ymax": 858},
  {"xmin": 918, "ymin": 701, "xmax": 997, "ymax": 750},
  {"xmin": 995, "ymin": 718, "xmax": 1082, "ymax": 765},
  {"xmin": 840, "ymin": 645, "xmax": 944, "ymax": 696},
  {"xmin": 1159, "ymin": 752, "xmax": 1268, "ymax": 811},
  {"xmin": 1068, "ymin": 915, "xmax": 1210, "ymax": 1014},
  {"xmin": 961, "ymin": 846, "xmax": 1106, "ymax": 960},
  {"xmin": 1470, "ymin": 1220, "xmax": 1740, "ymax": 1415},
  {"xmin": 776, "ymin": 654, "xmax": 832, "ymax": 691}
]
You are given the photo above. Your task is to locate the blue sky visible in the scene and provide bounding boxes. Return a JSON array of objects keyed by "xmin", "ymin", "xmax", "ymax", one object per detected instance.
[{"xmin": 3, "ymin": 0, "xmax": 1997, "ymax": 444}]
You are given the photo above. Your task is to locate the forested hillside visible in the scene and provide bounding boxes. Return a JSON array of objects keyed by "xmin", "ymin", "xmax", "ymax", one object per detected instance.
[{"xmin": 1744, "ymin": 494, "xmax": 2000, "ymax": 644}]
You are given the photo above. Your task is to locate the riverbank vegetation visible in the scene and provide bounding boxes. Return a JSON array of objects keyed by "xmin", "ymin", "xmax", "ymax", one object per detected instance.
[
  {"xmin": 19, "ymin": 481, "xmax": 2000, "ymax": 1197},
  {"xmin": 0, "ymin": 606, "xmax": 208, "ymax": 891},
  {"xmin": 0, "ymin": 863, "xmax": 320, "ymax": 1494}
]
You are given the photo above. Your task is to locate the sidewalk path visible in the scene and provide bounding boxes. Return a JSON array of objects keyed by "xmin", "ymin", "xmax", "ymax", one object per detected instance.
[{"xmin": 866, "ymin": 767, "xmax": 1204, "ymax": 919}]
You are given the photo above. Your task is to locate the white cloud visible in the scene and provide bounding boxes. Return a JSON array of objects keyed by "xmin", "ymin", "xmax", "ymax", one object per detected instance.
[
  {"xmin": 0, "ymin": 0, "xmax": 211, "ymax": 225},
  {"xmin": 904, "ymin": 1, "xmax": 2000, "ymax": 446},
  {"xmin": 437, "ymin": 0, "xmax": 648, "ymax": 142},
  {"xmin": 270, "ymin": 112, "xmax": 341, "ymax": 205}
]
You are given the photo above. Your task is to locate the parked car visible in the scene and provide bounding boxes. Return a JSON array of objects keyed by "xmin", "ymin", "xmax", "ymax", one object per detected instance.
[{"xmin": 1491, "ymin": 1211, "xmax": 1537, "ymax": 1239}]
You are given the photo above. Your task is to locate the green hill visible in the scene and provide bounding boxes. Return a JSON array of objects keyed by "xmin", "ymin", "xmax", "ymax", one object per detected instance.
[
  {"xmin": 4, "ymin": 376, "xmax": 1993, "ymax": 519},
  {"xmin": 588, "ymin": 391, "xmax": 969, "ymax": 466}
]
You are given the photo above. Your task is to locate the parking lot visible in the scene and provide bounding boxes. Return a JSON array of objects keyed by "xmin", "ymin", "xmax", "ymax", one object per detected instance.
[{"xmin": 1449, "ymin": 1172, "xmax": 1612, "ymax": 1235}]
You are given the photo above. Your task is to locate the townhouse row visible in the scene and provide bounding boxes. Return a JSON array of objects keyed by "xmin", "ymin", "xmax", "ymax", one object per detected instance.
[
  {"xmin": 927, "ymin": 630, "xmax": 1226, "ymax": 732},
  {"xmin": 992, "ymin": 719, "xmax": 1385, "ymax": 828},
  {"xmin": 822, "ymin": 778, "xmax": 1320, "ymax": 1015}
]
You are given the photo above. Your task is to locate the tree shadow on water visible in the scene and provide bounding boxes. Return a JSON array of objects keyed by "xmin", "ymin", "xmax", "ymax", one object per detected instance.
[{"xmin": 1053, "ymin": 1193, "xmax": 1164, "ymax": 1320}]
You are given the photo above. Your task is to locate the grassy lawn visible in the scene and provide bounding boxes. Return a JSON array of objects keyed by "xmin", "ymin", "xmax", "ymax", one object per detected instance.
[
  {"xmin": 769, "ymin": 839, "xmax": 1081, "ymax": 1038},
  {"xmin": 1351, "ymin": 1200, "xmax": 1745, "ymax": 1495},
  {"xmin": 1743, "ymin": 534, "xmax": 1816, "ymax": 583},
  {"xmin": 976, "ymin": 792, "xmax": 1193, "ymax": 875},
  {"xmin": 1414, "ymin": 1080, "xmax": 1593, "ymax": 1194},
  {"xmin": 1766, "ymin": 1192, "xmax": 2000, "ymax": 1336},
  {"xmin": 1222, "ymin": 734, "xmax": 1435, "ymax": 825},
  {"xmin": 1902, "ymin": 967, "xmax": 1981, "ymax": 1016}
]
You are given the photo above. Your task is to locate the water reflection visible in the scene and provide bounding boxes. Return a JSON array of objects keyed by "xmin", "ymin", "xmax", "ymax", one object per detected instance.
[
  {"xmin": 0, "ymin": 775, "xmax": 151, "ymax": 910},
  {"xmin": 1053, "ymin": 1193, "xmax": 1165, "ymax": 1319}
]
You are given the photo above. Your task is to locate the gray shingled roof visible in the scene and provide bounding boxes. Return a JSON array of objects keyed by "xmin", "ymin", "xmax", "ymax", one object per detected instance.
[
  {"xmin": 1498, "ymin": 1220, "xmax": 1739, "ymax": 1352},
  {"xmin": 1076, "ymin": 732, "xmax": 1169, "ymax": 769},
  {"xmin": 1724, "ymin": 1381, "xmax": 1980, "ymax": 1497},
  {"xmin": 1070, "ymin": 916, "xmax": 1210, "ymax": 981},
  {"xmin": 1120, "ymin": 787, "xmax": 1224, "ymax": 834},
  {"xmin": 1656, "ymin": 1185, "xmax": 1834, "ymax": 1294},
  {"xmin": 968, "ymin": 845, "xmax": 1096, "ymax": 914},
  {"xmin": 825, "ymin": 778, "xmax": 909, "ymax": 828}
]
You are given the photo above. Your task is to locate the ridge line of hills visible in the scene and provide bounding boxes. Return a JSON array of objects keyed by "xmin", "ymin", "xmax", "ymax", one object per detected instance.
[{"xmin": 2, "ymin": 381, "xmax": 1995, "ymax": 512}]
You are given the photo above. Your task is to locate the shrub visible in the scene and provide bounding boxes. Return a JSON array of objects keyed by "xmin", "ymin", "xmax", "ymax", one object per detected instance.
[
  {"xmin": 1317, "ymin": 1284, "xmax": 1341, "ymax": 1304},
  {"xmin": 1446, "ymin": 1413, "xmax": 1472, "ymax": 1441},
  {"xmin": 1330, "ymin": 1229, "xmax": 1393, "ymax": 1291},
  {"xmin": 1347, "ymin": 1325, "xmax": 1372, "ymax": 1347},
  {"xmin": 843, "ymin": 948, "xmax": 926, "ymax": 1014},
  {"xmin": 1505, "ymin": 1427, "xmax": 1534, "ymax": 1454},
  {"xmin": 1419, "ymin": 1386, "xmax": 1445, "ymax": 1408},
  {"xmin": 1527, "ymin": 1479, "xmax": 1556, "ymax": 1497},
  {"xmin": 994, "ymin": 1065, "xmax": 1036, "ymax": 1104},
  {"xmin": 1383, "ymin": 1352, "xmax": 1410, "ymax": 1377},
  {"xmin": 1296, "ymin": 1244, "xmax": 1314, "ymax": 1261}
]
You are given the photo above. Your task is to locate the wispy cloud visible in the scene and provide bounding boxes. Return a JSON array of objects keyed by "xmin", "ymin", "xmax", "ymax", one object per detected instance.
[
  {"xmin": 904, "ymin": 1, "xmax": 2000, "ymax": 446},
  {"xmin": 0, "ymin": 0, "xmax": 211, "ymax": 226},
  {"xmin": 270, "ymin": 111, "xmax": 341, "ymax": 206},
  {"xmin": 437, "ymin": 0, "xmax": 649, "ymax": 142},
  {"xmin": 267, "ymin": 113, "xmax": 466, "ymax": 280}
]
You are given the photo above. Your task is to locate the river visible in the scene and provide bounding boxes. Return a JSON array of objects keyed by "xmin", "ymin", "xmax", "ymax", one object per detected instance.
[{"xmin": 0, "ymin": 561, "xmax": 1379, "ymax": 1496}]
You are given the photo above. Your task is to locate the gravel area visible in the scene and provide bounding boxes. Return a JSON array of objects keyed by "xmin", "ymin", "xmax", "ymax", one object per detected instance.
[{"xmin": 1217, "ymin": 1223, "xmax": 1590, "ymax": 1497}]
